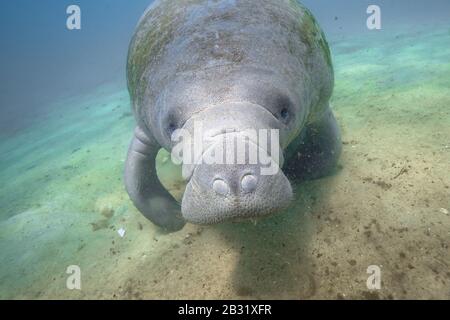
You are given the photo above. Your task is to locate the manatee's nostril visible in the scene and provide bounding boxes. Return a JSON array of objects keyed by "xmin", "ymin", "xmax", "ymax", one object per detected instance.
[
  {"xmin": 241, "ymin": 174, "xmax": 258, "ymax": 193},
  {"xmin": 213, "ymin": 179, "xmax": 229, "ymax": 196}
]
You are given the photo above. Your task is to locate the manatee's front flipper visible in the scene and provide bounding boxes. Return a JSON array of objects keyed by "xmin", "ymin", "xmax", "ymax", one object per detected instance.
[
  {"xmin": 284, "ymin": 107, "xmax": 342, "ymax": 182},
  {"xmin": 125, "ymin": 127, "xmax": 186, "ymax": 231}
]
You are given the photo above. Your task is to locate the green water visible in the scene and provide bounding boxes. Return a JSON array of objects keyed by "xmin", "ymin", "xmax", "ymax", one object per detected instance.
[{"xmin": 0, "ymin": 25, "xmax": 449, "ymax": 299}]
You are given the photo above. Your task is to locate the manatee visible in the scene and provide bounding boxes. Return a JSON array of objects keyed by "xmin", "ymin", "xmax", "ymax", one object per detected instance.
[{"xmin": 124, "ymin": 0, "xmax": 341, "ymax": 231}]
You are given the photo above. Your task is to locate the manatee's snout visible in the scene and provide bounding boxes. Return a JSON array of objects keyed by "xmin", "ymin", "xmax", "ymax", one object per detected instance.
[{"xmin": 181, "ymin": 135, "xmax": 293, "ymax": 225}]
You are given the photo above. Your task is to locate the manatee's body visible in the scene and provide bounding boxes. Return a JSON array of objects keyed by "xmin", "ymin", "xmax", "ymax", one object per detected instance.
[{"xmin": 125, "ymin": 0, "xmax": 341, "ymax": 231}]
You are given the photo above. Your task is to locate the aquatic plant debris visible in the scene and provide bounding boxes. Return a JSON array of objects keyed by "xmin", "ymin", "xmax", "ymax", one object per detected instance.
[{"xmin": 118, "ymin": 228, "xmax": 126, "ymax": 238}]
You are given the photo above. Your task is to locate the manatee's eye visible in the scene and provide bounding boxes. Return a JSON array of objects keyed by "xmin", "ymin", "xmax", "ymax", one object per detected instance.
[
  {"xmin": 280, "ymin": 108, "xmax": 289, "ymax": 121},
  {"xmin": 167, "ymin": 122, "xmax": 177, "ymax": 135},
  {"xmin": 274, "ymin": 94, "xmax": 293, "ymax": 125},
  {"xmin": 164, "ymin": 113, "xmax": 180, "ymax": 138}
]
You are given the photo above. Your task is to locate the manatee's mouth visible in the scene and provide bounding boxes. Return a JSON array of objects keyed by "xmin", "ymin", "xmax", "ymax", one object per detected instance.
[
  {"xmin": 179, "ymin": 133, "xmax": 292, "ymax": 225},
  {"xmin": 181, "ymin": 166, "xmax": 293, "ymax": 225}
]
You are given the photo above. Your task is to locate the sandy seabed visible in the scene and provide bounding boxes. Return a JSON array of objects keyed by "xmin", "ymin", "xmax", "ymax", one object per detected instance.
[{"xmin": 0, "ymin": 25, "xmax": 449, "ymax": 299}]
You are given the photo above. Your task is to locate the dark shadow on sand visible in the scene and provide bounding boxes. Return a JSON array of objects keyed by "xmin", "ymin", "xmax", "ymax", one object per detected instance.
[{"xmin": 212, "ymin": 179, "xmax": 333, "ymax": 299}]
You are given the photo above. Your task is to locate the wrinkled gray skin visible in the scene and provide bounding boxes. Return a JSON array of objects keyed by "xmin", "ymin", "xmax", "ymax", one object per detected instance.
[{"xmin": 125, "ymin": 0, "xmax": 341, "ymax": 231}]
